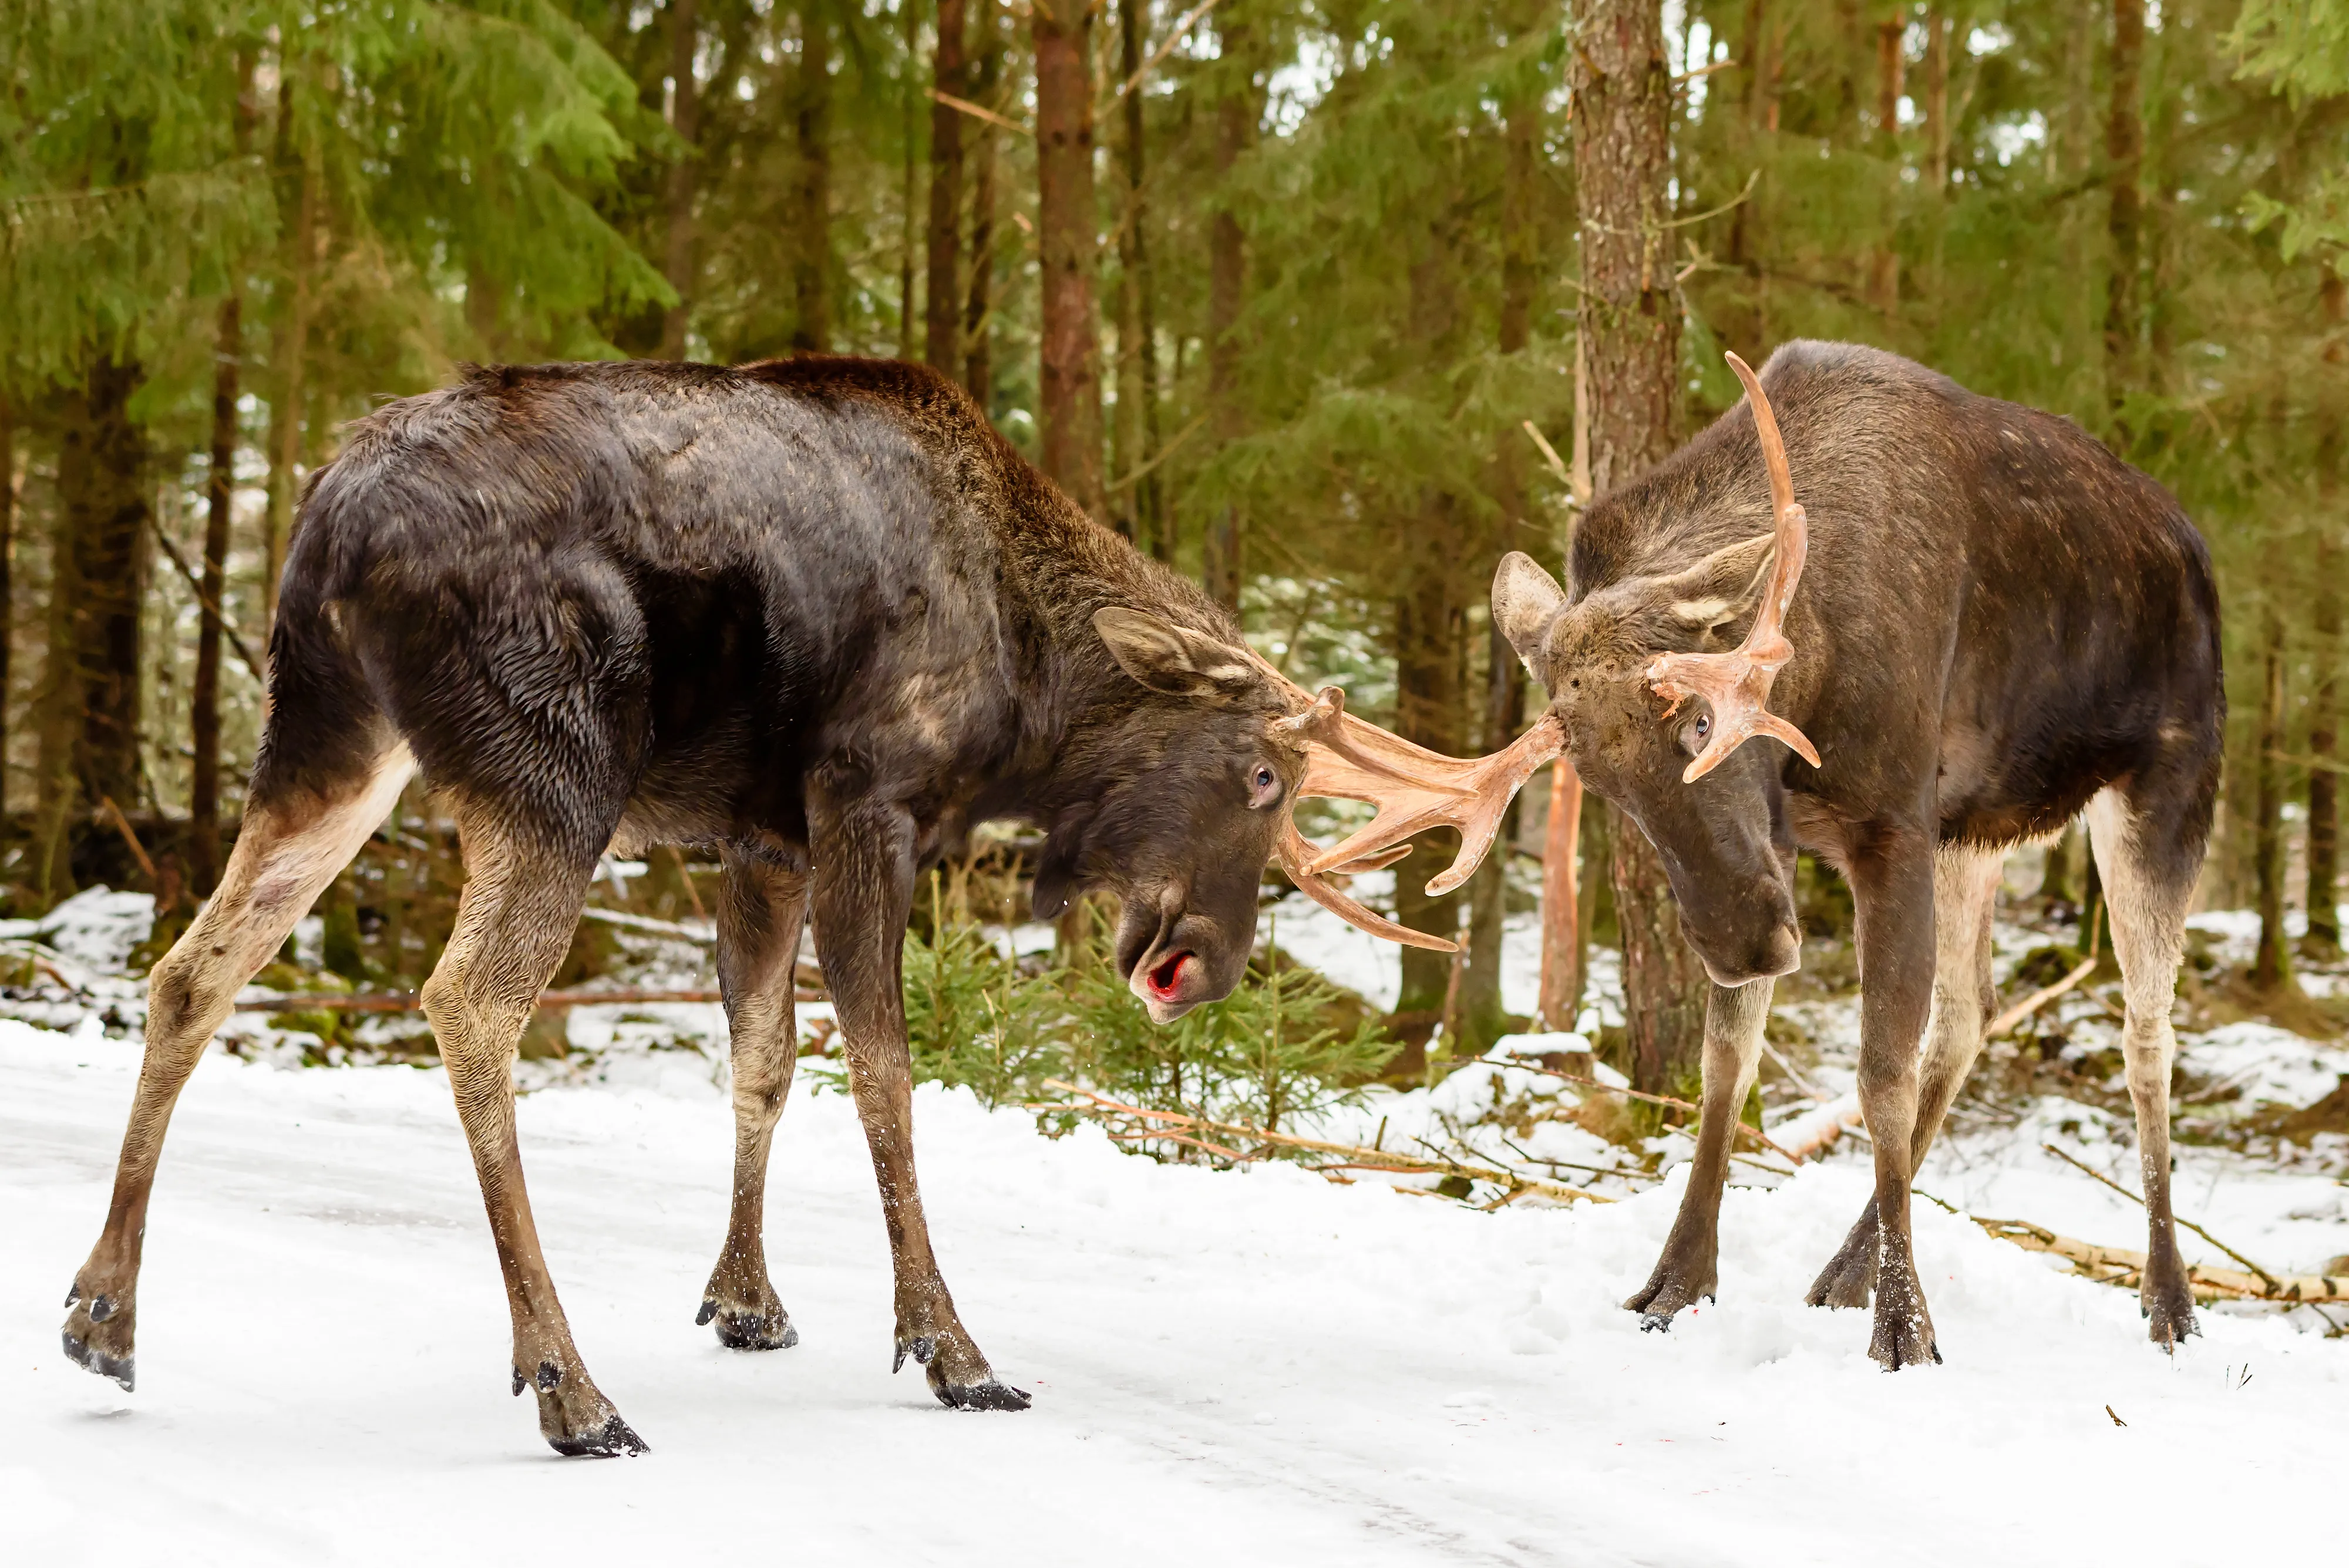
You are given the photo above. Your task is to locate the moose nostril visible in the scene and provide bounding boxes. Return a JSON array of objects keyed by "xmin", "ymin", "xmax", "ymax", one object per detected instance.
[{"xmin": 1147, "ymin": 951, "xmax": 1192, "ymax": 997}]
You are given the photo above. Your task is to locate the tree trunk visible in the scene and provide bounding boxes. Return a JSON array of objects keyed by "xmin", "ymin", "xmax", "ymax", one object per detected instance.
[
  {"xmin": 657, "ymin": 0, "xmax": 700, "ymax": 360},
  {"xmin": 1111, "ymin": 0, "xmax": 1160, "ymax": 551},
  {"xmin": 2308, "ymin": 268, "xmax": 2345, "ymax": 957},
  {"xmin": 793, "ymin": 4, "xmax": 833, "ymax": 353},
  {"xmin": 192, "ymin": 294, "xmax": 241, "ymax": 895},
  {"xmin": 1203, "ymin": 6, "xmax": 1256, "ymax": 608},
  {"xmin": 265, "ymin": 99, "xmax": 319, "ymax": 641},
  {"xmin": 1032, "ymin": 0, "xmax": 1106, "ymax": 520},
  {"xmin": 48, "ymin": 356, "xmax": 150, "ymax": 896},
  {"xmin": 1921, "ymin": 7, "xmax": 1950, "ymax": 194},
  {"xmin": 1573, "ymin": 0, "xmax": 1702, "ymax": 1092},
  {"xmin": 193, "ymin": 52, "xmax": 255, "ymax": 896},
  {"xmin": 2252, "ymin": 608, "xmax": 2295, "ymax": 992},
  {"xmin": 0, "ymin": 393, "xmax": 12, "ymax": 829},
  {"xmin": 924, "ymin": 0, "xmax": 967, "ymax": 371},
  {"xmin": 896, "ymin": 0, "xmax": 919, "ymax": 361},
  {"xmin": 2105, "ymin": 0, "xmax": 2144, "ymax": 429},
  {"xmin": 1458, "ymin": 76, "xmax": 1543, "ymax": 1051},
  {"xmin": 1534, "ymin": 763, "xmax": 1584, "ymax": 1029},
  {"xmin": 1867, "ymin": 18, "xmax": 1902, "ymax": 314},
  {"xmin": 963, "ymin": 0, "xmax": 1002, "ymax": 406},
  {"xmin": 1392, "ymin": 533, "xmax": 1466, "ymax": 1018}
]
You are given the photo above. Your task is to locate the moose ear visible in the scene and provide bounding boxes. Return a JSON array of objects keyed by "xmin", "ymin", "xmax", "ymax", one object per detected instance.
[
  {"xmin": 1656, "ymin": 533, "xmax": 1775, "ymax": 644},
  {"xmin": 1492, "ymin": 552, "xmax": 1567, "ymax": 668},
  {"xmin": 1092, "ymin": 607, "xmax": 1260, "ymax": 701}
]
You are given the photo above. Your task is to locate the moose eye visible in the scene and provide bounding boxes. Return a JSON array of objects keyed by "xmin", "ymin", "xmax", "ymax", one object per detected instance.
[
  {"xmin": 1248, "ymin": 764, "xmax": 1283, "ymax": 809},
  {"xmin": 1681, "ymin": 712, "xmax": 1712, "ymax": 755}
]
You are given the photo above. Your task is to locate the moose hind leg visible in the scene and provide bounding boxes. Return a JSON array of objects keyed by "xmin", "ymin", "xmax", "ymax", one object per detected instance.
[
  {"xmin": 1808, "ymin": 847, "xmax": 2001, "ymax": 1310},
  {"xmin": 699, "ymin": 849, "xmax": 810, "ymax": 1351},
  {"xmin": 422, "ymin": 806, "xmax": 644, "ymax": 1455},
  {"xmin": 1625, "ymin": 978, "xmax": 1772, "ymax": 1328},
  {"xmin": 63, "ymin": 748, "xmax": 415, "ymax": 1389},
  {"xmin": 2086, "ymin": 787, "xmax": 2200, "ymax": 1349}
]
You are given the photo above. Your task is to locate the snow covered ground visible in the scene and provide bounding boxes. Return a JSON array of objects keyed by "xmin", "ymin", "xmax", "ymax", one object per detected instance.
[{"xmin": 4, "ymin": 1019, "xmax": 2342, "ymax": 1567}]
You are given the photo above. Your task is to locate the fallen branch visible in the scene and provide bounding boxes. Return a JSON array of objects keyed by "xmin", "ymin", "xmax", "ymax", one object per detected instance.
[
  {"xmin": 235, "ymin": 986, "xmax": 819, "ymax": 1014},
  {"xmin": 1770, "ymin": 1089, "xmax": 1862, "ymax": 1161},
  {"xmin": 1968, "ymin": 1216, "xmax": 2346, "ymax": 1304},
  {"xmin": 1503, "ymin": 1058, "xmax": 1798, "ymax": 1162},
  {"xmin": 2038, "ymin": 1142, "xmax": 2283, "ymax": 1293},
  {"xmin": 1034, "ymin": 1079, "xmax": 1614, "ymax": 1204},
  {"xmin": 1987, "ymin": 955, "xmax": 2098, "ymax": 1037},
  {"xmin": 96, "ymin": 796, "xmax": 160, "ymax": 886}
]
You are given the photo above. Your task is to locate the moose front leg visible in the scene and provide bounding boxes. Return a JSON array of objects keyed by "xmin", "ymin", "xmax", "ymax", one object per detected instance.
[
  {"xmin": 809, "ymin": 789, "xmax": 1029, "ymax": 1411},
  {"xmin": 1842, "ymin": 831, "xmax": 1941, "ymax": 1369},
  {"xmin": 1623, "ymin": 977, "xmax": 1774, "ymax": 1328},
  {"xmin": 698, "ymin": 849, "xmax": 812, "ymax": 1350}
]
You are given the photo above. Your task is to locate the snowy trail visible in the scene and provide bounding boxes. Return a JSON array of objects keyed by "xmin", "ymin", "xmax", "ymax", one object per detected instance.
[{"xmin": 2, "ymin": 1024, "xmax": 2338, "ymax": 1567}]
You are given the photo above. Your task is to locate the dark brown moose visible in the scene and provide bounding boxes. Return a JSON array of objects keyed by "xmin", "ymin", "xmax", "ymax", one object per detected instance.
[
  {"xmin": 1358, "ymin": 342, "xmax": 2223, "ymax": 1368},
  {"xmin": 59, "ymin": 356, "xmax": 1468, "ymax": 1456}
]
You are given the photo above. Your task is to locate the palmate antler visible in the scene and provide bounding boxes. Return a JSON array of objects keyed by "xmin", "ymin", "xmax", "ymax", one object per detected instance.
[
  {"xmin": 1255, "ymin": 657, "xmax": 1565, "ymax": 954},
  {"xmin": 1643, "ymin": 352, "xmax": 1822, "ymax": 783}
]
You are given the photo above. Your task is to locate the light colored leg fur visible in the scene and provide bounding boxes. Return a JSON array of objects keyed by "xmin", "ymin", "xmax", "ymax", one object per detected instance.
[
  {"xmin": 2085, "ymin": 788, "xmax": 2198, "ymax": 1347},
  {"xmin": 419, "ymin": 807, "xmax": 645, "ymax": 1454},
  {"xmin": 63, "ymin": 747, "xmax": 416, "ymax": 1389},
  {"xmin": 698, "ymin": 851, "xmax": 810, "ymax": 1349}
]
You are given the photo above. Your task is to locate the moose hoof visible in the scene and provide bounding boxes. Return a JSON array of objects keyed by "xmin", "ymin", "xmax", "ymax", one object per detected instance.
[
  {"xmin": 547, "ymin": 1412, "xmax": 649, "ymax": 1458},
  {"xmin": 1805, "ymin": 1206, "xmax": 1880, "ymax": 1310},
  {"xmin": 933, "ymin": 1378, "xmax": 1032, "ymax": 1412},
  {"xmin": 696, "ymin": 1296, "xmax": 799, "ymax": 1351},
  {"xmin": 61, "ymin": 1284, "xmax": 136, "ymax": 1391},
  {"xmin": 2142, "ymin": 1275, "xmax": 2199, "ymax": 1353},
  {"xmin": 519, "ymin": 1359, "xmax": 647, "ymax": 1458},
  {"xmin": 1623, "ymin": 1263, "xmax": 1717, "ymax": 1331},
  {"xmin": 61, "ymin": 1327, "xmax": 135, "ymax": 1391},
  {"xmin": 1867, "ymin": 1261, "xmax": 1940, "ymax": 1371}
]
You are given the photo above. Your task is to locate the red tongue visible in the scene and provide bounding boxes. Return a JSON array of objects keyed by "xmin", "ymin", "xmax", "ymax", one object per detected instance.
[{"xmin": 1147, "ymin": 952, "xmax": 1190, "ymax": 998}]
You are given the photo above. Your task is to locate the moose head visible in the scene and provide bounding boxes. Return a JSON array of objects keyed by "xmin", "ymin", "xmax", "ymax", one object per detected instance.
[
  {"xmin": 1069, "ymin": 605, "xmax": 1563, "ymax": 1024},
  {"xmin": 1276, "ymin": 352, "xmax": 1820, "ymax": 990}
]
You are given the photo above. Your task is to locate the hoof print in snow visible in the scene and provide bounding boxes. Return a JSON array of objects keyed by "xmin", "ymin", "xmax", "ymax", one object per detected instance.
[
  {"xmin": 935, "ymin": 1379, "xmax": 1031, "ymax": 1412},
  {"xmin": 62, "ymin": 1330, "xmax": 133, "ymax": 1391}
]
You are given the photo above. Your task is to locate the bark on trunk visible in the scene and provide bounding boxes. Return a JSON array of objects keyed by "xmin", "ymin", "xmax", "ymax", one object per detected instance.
[
  {"xmin": 1203, "ymin": 7, "xmax": 1255, "ymax": 608},
  {"xmin": 2105, "ymin": 0, "xmax": 2144, "ymax": 427},
  {"xmin": 48, "ymin": 356, "xmax": 151, "ymax": 897},
  {"xmin": 658, "ymin": 0, "xmax": 700, "ymax": 361},
  {"xmin": 1112, "ymin": 0, "xmax": 1162, "ymax": 552},
  {"xmin": 2252, "ymin": 609, "xmax": 2294, "ymax": 992},
  {"xmin": 1573, "ymin": 0, "xmax": 1702, "ymax": 1091},
  {"xmin": 0, "ymin": 394, "xmax": 12, "ymax": 830},
  {"xmin": 896, "ymin": 0, "xmax": 918, "ymax": 361},
  {"xmin": 1867, "ymin": 18, "xmax": 1902, "ymax": 314},
  {"xmin": 2309, "ymin": 271, "xmax": 2345, "ymax": 957},
  {"xmin": 264, "ymin": 104, "xmax": 318, "ymax": 640},
  {"xmin": 192, "ymin": 293, "xmax": 241, "ymax": 894},
  {"xmin": 1534, "ymin": 763, "xmax": 1584, "ymax": 1029},
  {"xmin": 1921, "ymin": 7, "xmax": 1950, "ymax": 194},
  {"xmin": 924, "ymin": 0, "xmax": 967, "ymax": 371},
  {"xmin": 193, "ymin": 53, "xmax": 255, "ymax": 895},
  {"xmin": 1392, "ymin": 535, "xmax": 1466, "ymax": 1018},
  {"xmin": 963, "ymin": 0, "xmax": 1002, "ymax": 405},
  {"xmin": 1032, "ymin": 0, "xmax": 1106, "ymax": 521},
  {"xmin": 792, "ymin": 4, "xmax": 832, "ymax": 353},
  {"xmin": 1458, "ymin": 78, "xmax": 1543, "ymax": 1050}
]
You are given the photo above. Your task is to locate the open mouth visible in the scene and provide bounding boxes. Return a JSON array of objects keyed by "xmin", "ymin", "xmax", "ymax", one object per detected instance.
[{"xmin": 1143, "ymin": 950, "xmax": 1193, "ymax": 1002}]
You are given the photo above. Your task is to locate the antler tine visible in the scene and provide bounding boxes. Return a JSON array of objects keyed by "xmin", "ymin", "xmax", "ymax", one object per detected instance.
[
  {"xmin": 1247, "ymin": 647, "xmax": 1563, "ymax": 933},
  {"xmin": 1643, "ymin": 352, "xmax": 1823, "ymax": 784},
  {"xmin": 1275, "ymin": 817, "xmax": 1458, "ymax": 952}
]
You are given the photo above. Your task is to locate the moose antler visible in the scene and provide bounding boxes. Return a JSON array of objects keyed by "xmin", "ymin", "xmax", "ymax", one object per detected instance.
[
  {"xmin": 1643, "ymin": 352, "xmax": 1823, "ymax": 783},
  {"xmin": 1257, "ymin": 661, "xmax": 1566, "ymax": 952}
]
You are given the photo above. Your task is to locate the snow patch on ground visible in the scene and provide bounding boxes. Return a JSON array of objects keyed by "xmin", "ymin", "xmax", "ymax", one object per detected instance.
[{"xmin": 3, "ymin": 1020, "xmax": 2339, "ymax": 1565}]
